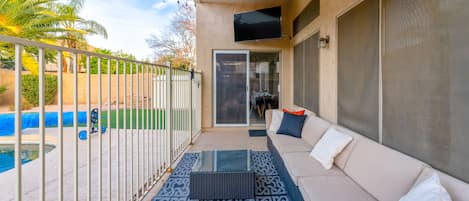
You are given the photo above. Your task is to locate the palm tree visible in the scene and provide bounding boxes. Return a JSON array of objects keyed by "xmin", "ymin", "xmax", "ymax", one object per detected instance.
[
  {"xmin": 54, "ymin": 0, "xmax": 108, "ymax": 72},
  {"xmin": 0, "ymin": 0, "xmax": 108, "ymax": 73},
  {"xmin": 0, "ymin": 0, "xmax": 70, "ymax": 74}
]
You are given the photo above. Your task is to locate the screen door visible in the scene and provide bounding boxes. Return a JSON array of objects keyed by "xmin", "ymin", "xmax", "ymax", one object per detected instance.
[{"xmin": 213, "ymin": 50, "xmax": 249, "ymax": 126}]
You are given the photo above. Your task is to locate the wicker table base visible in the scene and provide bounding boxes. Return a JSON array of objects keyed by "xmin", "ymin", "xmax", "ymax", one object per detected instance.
[{"xmin": 189, "ymin": 150, "xmax": 255, "ymax": 200}]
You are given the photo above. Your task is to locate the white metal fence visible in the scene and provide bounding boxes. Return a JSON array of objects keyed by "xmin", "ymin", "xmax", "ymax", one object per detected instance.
[{"xmin": 0, "ymin": 34, "xmax": 202, "ymax": 201}]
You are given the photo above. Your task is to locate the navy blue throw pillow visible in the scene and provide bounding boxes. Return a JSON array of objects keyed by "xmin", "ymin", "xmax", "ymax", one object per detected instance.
[{"xmin": 276, "ymin": 112, "xmax": 307, "ymax": 138}]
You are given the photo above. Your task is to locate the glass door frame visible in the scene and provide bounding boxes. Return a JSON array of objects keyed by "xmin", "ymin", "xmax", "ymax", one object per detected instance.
[{"xmin": 213, "ymin": 50, "xmax": 250, "ymax": 127}]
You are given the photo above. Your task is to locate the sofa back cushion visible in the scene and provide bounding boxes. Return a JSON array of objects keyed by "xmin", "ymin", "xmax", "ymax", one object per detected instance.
[
  {"xmin": 415, "ymin": 167, "xmax": 469, "ymax": 201},
  {"xmin": 269, "ymin": 110, "xmax": 284, "ymax": 132},
  {"xmin": 344, "ymin": 137, "xmax": 427, "ymax": 201},
  {"xmin": 332, "ymin": 125, "xmax": 363, "ymax": 169},
  {"xmin": 301, "ymin": 116, "xmax": 331, "ymax": 146}
]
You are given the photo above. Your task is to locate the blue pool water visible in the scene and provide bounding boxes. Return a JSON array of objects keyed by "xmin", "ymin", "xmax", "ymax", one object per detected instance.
[
  {"xmin": 0, "ymin": 112, "xmax": 88, "ymax": 136},
  {"xmin": 0, "ymin": 144, "xmax": 55, "ymax": 173}
]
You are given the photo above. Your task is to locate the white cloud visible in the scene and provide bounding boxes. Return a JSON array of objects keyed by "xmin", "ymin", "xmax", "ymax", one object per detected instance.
[
  {"xmin": 80, "ymin": 0, "xmax": 173, "ymax": 60},
  {"xmin": 152, "ymin": 2, "xmax": 167, "ymax": 10}
]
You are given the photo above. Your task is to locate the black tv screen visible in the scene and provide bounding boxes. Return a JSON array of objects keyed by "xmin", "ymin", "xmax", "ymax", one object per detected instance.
[{"xmin": 234, "ymin": 6, "xmax": 281, "ymax": 42}]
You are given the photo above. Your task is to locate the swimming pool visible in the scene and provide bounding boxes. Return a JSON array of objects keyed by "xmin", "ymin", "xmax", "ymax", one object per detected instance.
[
  {"xmin": 0, "ymin": 112, "xmax": 89, "ymax": 136},
  {"xmin": 0, "ymin": 109, "xmax": 172, "ymax": 136},
  {"xmin": 0, "ymin": 144, "xmax": 55, "ymax": 173}
]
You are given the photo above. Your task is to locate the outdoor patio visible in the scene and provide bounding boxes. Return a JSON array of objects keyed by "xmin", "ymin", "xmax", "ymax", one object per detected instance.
[{"xmin": 1, "ymin": 0, "xmax": 469, "ymax": 200}]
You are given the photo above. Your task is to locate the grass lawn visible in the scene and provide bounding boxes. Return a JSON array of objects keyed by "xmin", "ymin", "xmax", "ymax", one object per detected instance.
[{"xmin": 102, "ymin": 109, "xmax": 190, "ymax": 130}]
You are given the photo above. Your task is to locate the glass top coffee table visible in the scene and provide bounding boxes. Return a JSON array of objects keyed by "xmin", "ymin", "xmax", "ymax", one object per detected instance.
[{"xmin": 189, "ymin": 150, "xmax": 255, "ymax": 200}]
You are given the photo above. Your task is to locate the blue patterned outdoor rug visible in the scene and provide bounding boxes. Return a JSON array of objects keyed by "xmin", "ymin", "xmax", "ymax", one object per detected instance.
[{"xmin": 152, "ymin": 151, "xmax": 290, "ymax": 201}]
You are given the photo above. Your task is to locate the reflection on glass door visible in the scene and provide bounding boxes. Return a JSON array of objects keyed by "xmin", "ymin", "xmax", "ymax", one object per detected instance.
[
  {"xmin": 214, "ymin": 51, "xmax": 249, "ymax": 126},
  {"xmin": 249, "ymin": 52, "xmax": 280, "ymax": 125}
]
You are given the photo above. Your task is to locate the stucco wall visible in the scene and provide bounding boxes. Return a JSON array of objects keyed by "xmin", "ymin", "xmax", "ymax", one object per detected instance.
[
  {"xmin": 0, "ymin": 69, "xmax": 155, "ymax": 107},
  {"xmin": 196, "ymin": 0, "xmax": 366, "ymax": 128},
  {"xmin": 0, "ymin": 69, "xmax": 18, "ymax": 105}
]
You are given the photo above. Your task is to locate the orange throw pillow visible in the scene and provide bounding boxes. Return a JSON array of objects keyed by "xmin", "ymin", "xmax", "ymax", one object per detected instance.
[{"xmin": 282, "ymin": 109, "xmax": 306, "ymax": 116}]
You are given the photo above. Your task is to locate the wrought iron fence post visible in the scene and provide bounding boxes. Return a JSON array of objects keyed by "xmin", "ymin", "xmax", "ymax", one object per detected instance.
[
  {"xmin": 166, "ymin": 63, "xmax": 173, "ymax": 172},
  {"xmin": 189, "ymin": 68, "xmax": 194, "ymax": 145}
]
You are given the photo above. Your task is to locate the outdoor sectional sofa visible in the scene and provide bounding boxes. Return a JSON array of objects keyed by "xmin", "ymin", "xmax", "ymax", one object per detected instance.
[{"xmin": 265, "ymin": 109, "xmax": 469, "ymax": 201}]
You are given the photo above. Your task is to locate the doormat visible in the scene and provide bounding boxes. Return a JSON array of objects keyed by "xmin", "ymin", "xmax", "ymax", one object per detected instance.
[{"xmin": 249, "ymin": 129, "xmax": 268, "ymax": 137}]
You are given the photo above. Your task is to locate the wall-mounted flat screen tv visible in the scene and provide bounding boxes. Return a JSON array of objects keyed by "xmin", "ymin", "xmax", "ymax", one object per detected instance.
[{"xmin": 234, "ymin": 6, "xmax": 281, "ymax": 42}]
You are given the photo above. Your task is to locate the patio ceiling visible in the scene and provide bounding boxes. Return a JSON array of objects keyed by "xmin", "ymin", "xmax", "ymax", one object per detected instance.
[{"xmin": 197, "ymin": 0, "xmax": 285, "ymax": 5}]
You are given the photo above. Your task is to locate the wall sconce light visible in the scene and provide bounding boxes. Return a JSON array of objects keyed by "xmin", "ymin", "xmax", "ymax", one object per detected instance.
[{"xmin": 318, "ymin": 35, "xmax": 330, "ymax": 48}]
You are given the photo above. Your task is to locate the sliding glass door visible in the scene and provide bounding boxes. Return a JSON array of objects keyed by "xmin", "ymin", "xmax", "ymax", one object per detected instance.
[
  {"xmin": 213, "ymin": 51, "xmax": 249, "ymax": 126},
  {"xmin": 249, "ymin": 52, "xmax": 280, "ymax": 125}
]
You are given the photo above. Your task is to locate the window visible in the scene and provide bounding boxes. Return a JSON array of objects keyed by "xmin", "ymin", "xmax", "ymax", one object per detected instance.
[
  {"xmin": 382, "ymin": 0, "xmax": 469, "ymax": 182},
  {"xmin": 337, "ymin": 0, "xmax": 379, "ymax": 141},
  {"xmin": 293, "ymin": 33, "xmax": 319, "ymax": 113},
  {"xmin": 293, "ymin": 0, "xmax": 320, "ymax": 36}
]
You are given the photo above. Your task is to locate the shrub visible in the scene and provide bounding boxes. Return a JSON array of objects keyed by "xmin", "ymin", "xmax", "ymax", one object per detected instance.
[
  {"xmin": 9, "ymin": 99, "xmax": 33, "ymax": 111},
  {"xmin": 21, "ymin": 74, "xmax": 57, "ymax": 106},
  {"xmin": 0, "ymin": 84, "xmax": 7, "ymax": 103},
  {"xmin": 0, "ymin": 85, "xmax": 7, "ymax": 95}
]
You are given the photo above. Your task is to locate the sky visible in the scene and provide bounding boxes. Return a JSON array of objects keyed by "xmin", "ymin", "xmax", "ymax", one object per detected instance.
[{"xmin": 80, "ymin": 0, "xmax": 181, "ymax": 60}]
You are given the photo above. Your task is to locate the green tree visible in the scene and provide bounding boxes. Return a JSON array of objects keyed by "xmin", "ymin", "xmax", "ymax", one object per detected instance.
[
  {"xmin": 56, "ymin": 0, "xmax": 108, "ymax": 49},
  {"xmin": 84, "ymin": 48, "xmax": 137, "ymax": 74}
]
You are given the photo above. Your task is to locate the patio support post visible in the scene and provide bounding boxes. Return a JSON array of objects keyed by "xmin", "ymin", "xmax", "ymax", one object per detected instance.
[{"xmin": 166, "ymin": 63, "xmax": 173, "ymax": 172}]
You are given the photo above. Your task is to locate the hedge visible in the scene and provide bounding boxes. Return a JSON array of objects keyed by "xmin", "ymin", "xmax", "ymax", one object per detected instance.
[
  {"xmin": 21, "ymin": 74, "xmax": 58, "ymax": 106},
  {"xmin": 0, "ymin": 85, "xmax": 7, "ymax": 95}
]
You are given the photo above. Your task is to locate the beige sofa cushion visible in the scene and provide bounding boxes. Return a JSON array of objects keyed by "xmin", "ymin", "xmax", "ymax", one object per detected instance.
[
  {"xmin": 344, "ymin": 137, "xmax": 427, "ymax": 201},
  {"xmin": 268, "ymin": 133, "xmax": 312, "ymax": 154},
  {"xmin": 283, "ymin": 152, "xmax": 345, "ymax": 185},
  {"xmin": 301, "ymin": 116, "xmax": 331, "ymax": 146},
  {"xmin": 299, "ymin": 176, "xmax": 377, "ymax": 201},
  {"xmin": 415, "ymin": 167, "xmax": 469, "ymax": 201}
]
